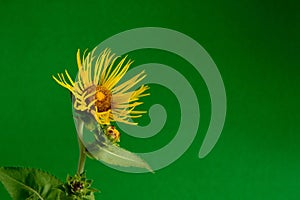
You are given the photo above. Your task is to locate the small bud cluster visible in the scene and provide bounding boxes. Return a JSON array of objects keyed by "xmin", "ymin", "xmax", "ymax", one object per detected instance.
[{"xmin": 58, "ymin": 172, "xmax": 98, "ymax": 200}]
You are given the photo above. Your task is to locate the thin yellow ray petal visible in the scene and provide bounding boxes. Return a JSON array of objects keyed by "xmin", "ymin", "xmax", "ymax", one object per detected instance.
[
  {"xmin": 103, "ymin": 55, "xmax": 122, "ymax": 82},
  {"xmin": 112, "ymin": 92, "xmax": 133, "ymax": 103},
  {"xmin": 112, "ymin": 74, "xmax": 142, "ymax": 93},
  {"xmin": 110, "ymin": 59, "xmax": 132, "ymax": 83},
  {"xmin": 129, "ymin": 115, "xmax": 143, "ymax": 118},
  {"xmin": 113, "ymin": 102, "xmax": 144, "ymax": 109},
  {"xmin": 103, "ymin": 50, "xmax": 115, "ymax": 75},
  {"xmin": 87, "ymin": 99, "xmax": 97, "ymax": 109},
  {"xmin": 82, "ymin": 54, "xmax": 89, "ymax": 77},
  {"xmin": 129, "ymin": 85, "xmax": 150, "ymax": 101},
  {"xmin": 72, "ymin": 91, "xmax": 83, "ymax": 100},
  {"xmin": 93, "ymin": 50, "xmax": 102, "ymax": 85},
  {"xmin": 82, "ymin": 49, "xmax": 88, "ymax": 70},
  {"xmin": 111, "ymin": 114, "xmax": 138, "ymax": 125},
  {"xmin": 102, "ymin": 55, "xmax": 119, "ymax": 83},
  {"xmin": 103, "ymin": 56, "xmax": 127, "ymax": 88},
  {"xmin": 57, "ymin": 73, "xmax": 63, "ymax": 82},
  {"xmin": 112, "ymin": 87, "xmax": 149, "ymax": 106},
  {"xmin": 60, "ymin": 73, "xmax": 68, "ymax": 85},
  {"xmin": 105, "ymin": 59, "xmax": 132, "ymax": 90},
  {"xmin": 52, "ymin": 75, "xmax": 63, "ymax": 85},
  {"xmin": 79, "ymin": 70, "xmax": 89, "ymax": 88},
  {"xmin": 77, "ymin": 49, "xmax": 82, "ymax": 69},
  {"xmin": 65, "ymin": 70, "xmax": 74, "ymax": 86},
  {"xmin": 83, "ymin": 90, "xmax": 97, "ymax": 101},
  {"xmin": 130, "ymin": 110, "xmax": 147, "ymax": 114},
  {"xmin": 88, "ymin": 48, "xmax": 97, "ymax": 83},
  {"xmin": 100, "ymin": 50, "xmax": 116, "ymax": 83},
  {"xmin": 101, "ymin": 56, "xmax": 117, "ymax": 85},
  {"xmin": 94, "ymin": 49, "xmax": 108, "ymax": 85},
  {"xmin": 93, "ymin": 110, "xmax": 112, "ymax": 125},
  {"xmin": 52, "ymin": 75, "xmax": 73, "ymax": 92},
  {"xmin": 112, "ymin": 71, "xmax": 146, "ymax": 94},
  {"xmin": 74, "ymin": 82, "xmax": 84, "ymax": 93}
]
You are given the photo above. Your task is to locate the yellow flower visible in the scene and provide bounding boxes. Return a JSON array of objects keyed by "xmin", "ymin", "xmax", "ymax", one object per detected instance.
[{"xmin": 53, "ymin": 48, "xmax": 149, "ymax": 125}]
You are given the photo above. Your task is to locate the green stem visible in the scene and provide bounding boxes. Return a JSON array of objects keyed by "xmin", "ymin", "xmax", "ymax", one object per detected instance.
[{"xmin": 76, "ymin": 119, "xmax": 86, "ymax": 175}]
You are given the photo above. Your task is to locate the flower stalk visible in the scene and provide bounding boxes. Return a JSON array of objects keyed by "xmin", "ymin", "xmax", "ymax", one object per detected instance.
[{"xmin": 76, "ymin": 119, "xmax": 86, "ymax": 174}]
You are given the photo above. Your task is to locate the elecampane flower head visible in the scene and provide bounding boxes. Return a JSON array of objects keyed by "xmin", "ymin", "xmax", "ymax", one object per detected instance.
[{"xmin": 53, "ymin": 48, "xmax": 149, "ymax": 125}]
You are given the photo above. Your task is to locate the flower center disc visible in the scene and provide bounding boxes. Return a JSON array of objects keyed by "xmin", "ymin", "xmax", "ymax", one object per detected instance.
[{"xmin": 95, "ymin": 86, "xmax": 112, "ymax": 112}]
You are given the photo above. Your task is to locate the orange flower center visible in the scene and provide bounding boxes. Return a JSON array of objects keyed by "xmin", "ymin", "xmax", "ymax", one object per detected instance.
[
  {"xmin": 95, "ymin": 86, "xmax": 112, "ymax": 112},
  {"xmin": 84, "ymin": 85, "xmax": 112, "ymax": 112}
]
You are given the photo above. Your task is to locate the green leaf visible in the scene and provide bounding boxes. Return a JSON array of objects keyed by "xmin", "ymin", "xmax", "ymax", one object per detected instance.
[
  {"xmin": 0, "ymin": 167, "xmax": 63, "ymax": 200},
  {"xmin": 88, "ymin": 139, "xmax": 153, "ymax": 173},
  {"xmin": 77, "ymin": 118, "xmax": 153, "ymax": 173}
]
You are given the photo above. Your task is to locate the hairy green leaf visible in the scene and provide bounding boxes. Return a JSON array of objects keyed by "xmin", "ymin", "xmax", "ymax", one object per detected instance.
[{"xmin": 0, "ymin": 167, "xmax": 63, "ymax": 200}]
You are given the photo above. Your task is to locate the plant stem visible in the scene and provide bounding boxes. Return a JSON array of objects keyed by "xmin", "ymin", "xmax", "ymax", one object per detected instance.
[{"xmin": 76, "ymin": 120, "xmax": 86, "ymax": 175}]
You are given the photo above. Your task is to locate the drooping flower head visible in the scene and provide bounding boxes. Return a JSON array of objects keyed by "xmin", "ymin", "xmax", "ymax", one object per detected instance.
[{"xmin": 53, "ymin": 48, "xmax": 149, "ymax": 126}]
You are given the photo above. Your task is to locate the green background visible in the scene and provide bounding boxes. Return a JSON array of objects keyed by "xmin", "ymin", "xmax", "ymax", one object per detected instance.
[{"xmin": 0, "ymin": 0, "xmax": 299, "ymax": 199}]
